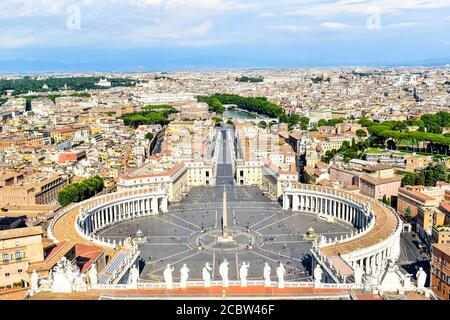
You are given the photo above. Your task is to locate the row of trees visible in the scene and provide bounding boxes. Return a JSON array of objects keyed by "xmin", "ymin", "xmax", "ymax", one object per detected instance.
[
  {"xmin": 197, "ymin": 94, "xmax": 287, "ymax": 122},
  {"xmin": 24, "ymin": 92, "xmax": 91, "ymax": 106},
  {"xmin": 1, "ymin": 77, "xmax": 135, "ymax": 95},
  {"xmin": 317, "ymin": 118, "xmax": 344, "ymax": 127},
  {"xmin": 359, "ymin": 113, "xmax": 450, "ymax": 154},
  {"xmin": 310, "ymin": 76, "xmax": 330, "ymax": 83},
  {"xmin": 57, "ymin": 176, "xmax": 104, "ymax": 207},
  {"xmin": 235, "ymin": 76, "xmax": 264, "ymax": 83},
  {"xmin": 398, "ymin": 162, "xmax": 449, "ymax": 187},
  {"xmin": 121, "ymin": 105, "xmax": 178, "ymax": 128}
]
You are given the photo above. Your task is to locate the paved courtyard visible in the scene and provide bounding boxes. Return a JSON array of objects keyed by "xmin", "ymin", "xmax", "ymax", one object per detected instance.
[
  {"xmin": 99, "ymin": 129, "xmax": 356, "ymax": 283},
  {"xmin": 99, "ymin": 186, "xmax": 355, "ymax": 283}
]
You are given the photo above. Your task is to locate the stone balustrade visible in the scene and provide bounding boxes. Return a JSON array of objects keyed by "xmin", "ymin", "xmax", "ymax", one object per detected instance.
[
  {"xmin": 73, "ymin": 187, "xmax": 169, "ymax": 249},
  {"xmin": 283, "ymin": 184, "xmax": 402, "ymax": 278}
]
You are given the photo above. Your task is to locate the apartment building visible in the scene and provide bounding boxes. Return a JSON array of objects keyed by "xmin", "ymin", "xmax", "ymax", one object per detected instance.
[
  {"xmin": 0, "ymin": 226, "xmax": 44, "ymax": 288},
  {"xmin": 117, "ymin": 160, "xmax": 215, "ymax": 202},
  {"xmin": 431, "ymin": 243, "xmax": 450, "ymax": 300},
  {"xmin": 0, "ymin": 174, "xmax": 68, "ymax": 206}
]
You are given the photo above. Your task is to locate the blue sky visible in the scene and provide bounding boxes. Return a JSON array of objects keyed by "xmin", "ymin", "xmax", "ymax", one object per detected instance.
[{"xmin": 0, "ymin": 0, "xmax": 449, "ymax": 71}]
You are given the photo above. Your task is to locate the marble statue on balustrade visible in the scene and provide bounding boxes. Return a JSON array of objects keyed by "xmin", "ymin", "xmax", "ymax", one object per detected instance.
[
  {"xmin": 276, "ymin": 262, "xmax": 286, "ymax": 288},
  {"xmin": 51, "ymin": 257, "xmax": 75, "ymax": 293},
  {"xmin": 314, "ymin": 264, "xmax": 323, "ymax": 288},
  {"xmin": 416, "ymin": 267, "xmax": 427, "ymax": 290},
  {"xmin": 353, "ymin": 264, "xmax": 363, "ymax": 285},
  {"xmin": 219, "ymin": 259, "xmax": 229, "ymax": 287},
  {"xmin": 377, "ymin": 261, "xmax": 413, "ymax": 293},
  {"xmin": 203, "ymin": 263, "xmax": 212, "ymax": 288},
  {"xmin": 263, "ymin": 263, "xmax": 271, "ymax": 287},
  {"xmin": 239, "ymin": 262, "xmax": 249, "ymax": 287},
  {"xmin": 73, "ymin": 272, "xmax": 88, "ymax": 292},
  {"xmin": 180, "ymin": 264, "xmax": 190, "ymax": 288},
  {"xmin": 164, "ymin": 264, "xmax": 175, "ymax": 290},
  {"xmin": 31, "ymin": 270, "xmax": 39, "ymax": 292},
  {"xmin": 88, "ymin": 264, "xmax": 98, "ymax": 288},
  {"xmin": 129, "ymin": 265, "xmax": 140, "ymax": 289}
]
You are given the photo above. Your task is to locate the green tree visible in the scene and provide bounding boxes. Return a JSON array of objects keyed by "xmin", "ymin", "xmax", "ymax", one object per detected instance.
[
  {"xmin": 208, "ymin": 98, "xmax": 224, "ymax": 114},
  {"xmin": 299, "ymin": 116, "xmax": 309, "ymax": 130},
  {"xmin": 258, "ymin": 120, "xmax": 267, "ymax": 129},
  {"xmin": 416, "ymin": 172, "xmax": 426, "ymax": 185},
  {"xmin": 401, "ymin": 173, "xmax": 417, "ymax": 186},
  {"xmin": 404, "ymin": 207, "xmax": 412, "ymax": 220},
  {"xmin": 318, "ymin": 119, "xmax": 328, "ymax": 127},
  {"xmin": 57, "ymin": 176, "xmax": 104, "ymax": 207},
  {"xmin": 145, "ymin": 132, "xmax": 154, "ymax": 141},
  {"xmin": 423, "ymin": 162, "xmax": 448, "ymax": 186},
  {"xmin": 356, "ymin": 129, "xmax": 367, "ymax": 138},
  {"xmin": 381, "ymin": 194, "xmax": 391, "ymax": 206}
]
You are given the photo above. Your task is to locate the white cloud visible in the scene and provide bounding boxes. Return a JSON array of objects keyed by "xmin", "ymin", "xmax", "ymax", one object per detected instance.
[
  {"xmin": 289, "ymin": 0, "xmax": 450, "ymax": 17},
  {"xmin": 187, "ymin": 20, "xmax": 214, "ymax": 35},
  {"xmin": 266, "ymin": 25, "xmax": 311, "ymax": 32},
  {"xmin": 165, "ymin": 0, "xmax": 258, "ymax": 12},
  {"xmin": 258, "ymin": 12, "xmax": 276, "ymax": 18},
  {"xmin": 321, "ymin": 22, "xmax": 352, "ymax": 29},
  {"xmin": 384, "ymin": 22, "xmax": 420, "ymax": 28}
]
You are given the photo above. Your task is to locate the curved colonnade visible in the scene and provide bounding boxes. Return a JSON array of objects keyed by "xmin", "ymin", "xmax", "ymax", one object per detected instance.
[
  {"xmin": 283, "ymin": 184, "xmax": 402, "ymax": 279},
  {"xmin": 74, "ymin": 187, "xmax": 169, "ymax": 249}
]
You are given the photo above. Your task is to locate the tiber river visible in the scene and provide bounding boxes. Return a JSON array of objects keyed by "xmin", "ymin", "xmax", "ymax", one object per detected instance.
[{"xmin": 223, "ymin": 107, "xmax": 266, "ymax": 120}]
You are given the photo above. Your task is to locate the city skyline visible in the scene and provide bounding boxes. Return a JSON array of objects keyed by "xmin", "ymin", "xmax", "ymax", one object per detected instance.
[{"xmin": 0, "ymin": 0, "xmax": 449, "ymax": 72}]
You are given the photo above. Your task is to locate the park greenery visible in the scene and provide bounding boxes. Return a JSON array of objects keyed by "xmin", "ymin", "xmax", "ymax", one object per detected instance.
[
  {"xmin": 322, "ymin": 139, "xmax": 369, "ymax": 164},
  {"xmin": 310, "ymin": 75, "xmax": 330, "ymax": 83},
  {"xmin": 208, "ymin": 98, "xmax": 225, "ymax": 114},
  {"xmin": 24, "ymin": 92, "xmax": 91, "ymax": 107},
  {"xmin": 154, "ymin": 75, "xmax": 175, "ymax": 81},
  {"xmin": 0, "ymin": 76, "xmax": 135, "ymax": 95},
  {"xmin": 235, "ymin": 76, "xmax": 264, "ymax": 83},
  {"xmin": 358, "ymin": 112, "xmax": 450, "ymax": 154},
  {"xmin": 197, "ymin": 93, "xmax": 288, "ymax": 122},
  {"xmin": 356, "ymin": 129, "xmax": 367, "ymax": 138},
  {"xmin": 397, "ymin": 162, "xmax": 448, "ymax": 187},
  {"xmin": 352, "ymin": 71, "xmax": 372, "ymax": 77},
  {"xmin": 121, "ymin": 105, "xmax": 178, "ymax": 128},
  {"xmin": 57, "ymin": 176, "xmax": 104, "ymax": 207},
  {"xmin": 318, "ymin": 118, "xmax": 344, "ymax": 127}
]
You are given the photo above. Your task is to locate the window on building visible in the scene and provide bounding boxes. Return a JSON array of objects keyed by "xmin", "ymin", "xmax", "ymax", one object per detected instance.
[
  {"xmin": 18, "ymin": 269, "xmax": 22, "ymax": 273},
  {"xmin": 15, "ymin": 251, "xmax": 22, "ymax": 260},
  {"xmin": 2, "ymin": 252, "xmax": 9, "ymax": 262}
]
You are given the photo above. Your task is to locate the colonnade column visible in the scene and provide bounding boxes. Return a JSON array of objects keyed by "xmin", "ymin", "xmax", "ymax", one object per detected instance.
[
  {"xmin": 152, "ymin": 197, "xmax": 158, "ymax": 214},
  {"xmin": 283, "ymin": 194, "xmax": 290, "ymax": 210},
  {"xmin": 292, "ymin": 194, "xmax": 299, "ymax": 211},
  {"xmin": 161, "ymin": 197, "xmax": 168, "ymax": 213}
]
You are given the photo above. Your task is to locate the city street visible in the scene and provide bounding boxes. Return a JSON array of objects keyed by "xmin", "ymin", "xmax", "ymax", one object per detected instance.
[{"xmin": 398, "ymin": 231, "xmax": 430, "ymax": 286}]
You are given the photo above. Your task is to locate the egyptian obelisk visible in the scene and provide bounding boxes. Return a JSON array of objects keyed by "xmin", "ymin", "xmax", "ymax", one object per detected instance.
[{"xmin": 218, "ymin": 189, "xmax": 233, "ymax": 242}]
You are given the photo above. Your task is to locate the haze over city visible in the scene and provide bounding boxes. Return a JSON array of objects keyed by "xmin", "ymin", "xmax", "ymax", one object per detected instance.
[
  {"xmin": 0, "ymin": 0, "xmax": 450, "ymax": 306},
  {"xmin": 0, "ymin": 0, "xmax": 449, "ymax": 71}
]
